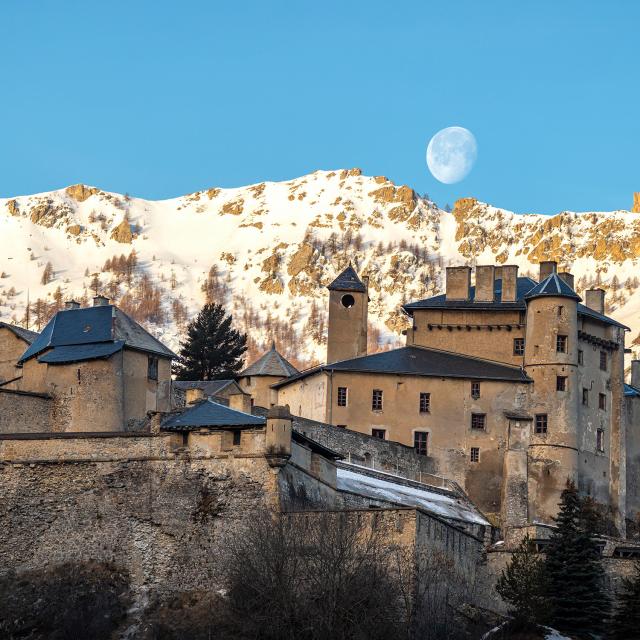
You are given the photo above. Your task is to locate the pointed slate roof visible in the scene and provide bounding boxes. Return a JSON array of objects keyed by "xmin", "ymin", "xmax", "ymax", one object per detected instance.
[
  {"xmin": 161, "ymin": 399, "xmax": 265, "ymax": 430},
  {"xmin": 0, "ymin": 322, "xmax": 39, "ymax": 344},
  {"xmin": 327, "ymin": 265, "xmax": 367, "ymax": 293},
  {"xmin": 523, "ymin": 273, "xmax": 581, "ymax": 301},
  {"xmin": 240, "ymin": 343, "xmax": 299, "ymax": 378}
]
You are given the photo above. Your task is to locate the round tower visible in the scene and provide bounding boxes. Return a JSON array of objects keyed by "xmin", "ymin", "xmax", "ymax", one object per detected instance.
[{"xmin": 523, "ymin": 269, "xmax": 581, "ymax": 524}]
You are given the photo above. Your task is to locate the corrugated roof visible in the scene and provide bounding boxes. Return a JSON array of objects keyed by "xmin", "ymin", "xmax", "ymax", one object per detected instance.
[
  {"xmin": 0, "ymin": 322, "xmax": 39, "ymax": 344},
  {"xmin": 38, "ymin": 340, "xmax": 126, "ymax": 364},
  {"xmin": 272, "ymin": 345, "xmax": 531, "ymax": 388},
  {"xmin": 327, "ymin": 265, "xmax": 367, "ymax": 293},
  {"xmin": 523, "ymin": 273, "xmax": 581, "ymax": 301},
  {"xmin": 19, "ymin": 305, "xmax": 176, "ymax": 364},
  {"xmin": 161, "ymin": 399, "xmax": 266, "ymax": 430},
  {"xmin": 240, "ymin": 343, "xmax": 299, "ymax": 377}
]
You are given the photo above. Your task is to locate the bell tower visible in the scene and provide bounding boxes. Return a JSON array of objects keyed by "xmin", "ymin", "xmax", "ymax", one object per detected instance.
[{"xmin": 326, "ymin": 265, "xmax": 368, "ymax": 364}]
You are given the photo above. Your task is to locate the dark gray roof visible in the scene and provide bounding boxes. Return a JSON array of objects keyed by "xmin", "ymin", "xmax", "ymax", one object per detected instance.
[
  {"xmin": 240, "ymin": 343, "xmax": 299, "ymax": 377},
  {"xmin": 523, "ymin": 273, "xmax": 581, "ymax": 301},
  {"xmin": 0, "ymin": 322, "xmax": 39, "ymax": 344},
  {"xmin": 19, "ymin": 305, "xmax": 176, "ymax": 364},
  {"xmin": 38, "ymin": 340, "xmax": 125, "ymax": 364},
  {"xmin": 327, "ymin": 265, "xmax": 367, "ymax": 293},
  {"xmin": 172, "ymin": 379, "xmax": 243, "ymax": 397},
  {"xmin": 272, "ymin": 345, "xmax": 531, "ymax": 388},
  {"xmin": 625, "ymin": 383, "xmax": 640, "ymax": 398},
  {"xmin": 161, "ymin": 399, "xmax": 265, "ymax": 430}
]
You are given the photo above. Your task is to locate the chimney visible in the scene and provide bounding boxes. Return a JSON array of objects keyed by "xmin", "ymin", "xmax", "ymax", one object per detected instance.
[
  {"xmin": 93, "ymin": 295, "xmax": 110, "ymax": 307},
  {"xmin": 229, "ymin": 392, "xmax": 252, "ymax": 414},
  {"xmin": 65, "ymin": 300, "xmax": 80, "ymax": 310},
  {"xmin": 585, "ymin": 288, "xmax": 605, "ymax": 315},
  {"xmin": 362, "ymin": 275, "xmax": 369, "ymax": 291},
  {"xmin": 632, "ymin": 361, "xmax": 640, "ymax": 389},
  {"xmin": 186, "ymin": 387, "xmax": 205, "ymax": 404},
  {"xmin": 501, "ymin": 265, "xmax": 519, "ymax": 302},
  {"xmin": 539, "ymin": 261, "xmax": 557, "ymax": 282},
  {"xmin": 558, "ymin": 272, "xmax": 575, "ymax": 290},
  {"xmin": 445, "ymin": 266, "xmax": 471, "ymax": 301},
  {"xmin": 474, "ymin": 266, "xmax": 495, "ymax": 303},
  {"xmin": 265, "ymin": 405, "xmax": 293, "ymax": 466}
]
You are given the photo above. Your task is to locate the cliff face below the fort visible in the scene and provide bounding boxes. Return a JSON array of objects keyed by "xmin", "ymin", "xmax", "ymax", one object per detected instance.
[{"xmin": 2, "ymin": 170, "xmax": 640, "ymax": 368}]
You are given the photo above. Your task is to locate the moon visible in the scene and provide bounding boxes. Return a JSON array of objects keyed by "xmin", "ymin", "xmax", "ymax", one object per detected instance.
[{"xmin": 426, "ymin": 126, "xmax": 478, "ymax": 184}]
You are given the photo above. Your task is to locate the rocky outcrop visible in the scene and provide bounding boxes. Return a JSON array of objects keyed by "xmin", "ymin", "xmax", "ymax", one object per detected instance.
[
  {"xmin": 6, "ymin": 199, "xmax": 19, "ymax": 216},
  {"xmin": 633, "ymin": 193, "xmax": 640, "ymax": 213},
  {"xmin": 29, "ymin": 201, "xmax": 72, "ymax": 228},
  {"xmin": 110, "ymin": 218, "xmax": 133, "ymax": 244},
  {"xmin": 65, "ymin": 185, "xmax": 99, "ymax": 203}
]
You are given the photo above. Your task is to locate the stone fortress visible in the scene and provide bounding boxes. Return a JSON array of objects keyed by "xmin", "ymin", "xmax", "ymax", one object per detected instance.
[{"xmin": 1, "ymin": 259, "xmax": 640, "ymax": 624}]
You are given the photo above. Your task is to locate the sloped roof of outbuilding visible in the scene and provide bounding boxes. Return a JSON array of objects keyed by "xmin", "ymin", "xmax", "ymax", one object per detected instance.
[
  {"xmin": 523, "ymin": 273, "xmax": 581, "ymax": 301},
  {"xmin": 327, "ymin": 265, "xmax": 367, "ymax": 293},
  {"xmin": 240, "ymin": 343, "xmax": 299, "ymax": 378},
  {"xmin": 161, "ymin": 398, "xmax": 266, "ymax": 430},
  {"xmin": 0, "ymin": 322, "xmax": 39, "ymax": 344},
  {"xmin": 624, "ymin": 383, "xmax": 640, "ymax": 398},
  {"xmin": 172, "ymin": 379, "xmax": 244, "ymax": 397}
]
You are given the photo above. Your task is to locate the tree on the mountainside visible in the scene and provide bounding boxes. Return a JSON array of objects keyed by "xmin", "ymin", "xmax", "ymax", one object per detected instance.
[
  {"xmin": 173, "ymin": 303, "xmax": 247, "ymax": 380},
  {"xmin": 610, "ymin": 561, "xmax": 640, "ymax": 640}
]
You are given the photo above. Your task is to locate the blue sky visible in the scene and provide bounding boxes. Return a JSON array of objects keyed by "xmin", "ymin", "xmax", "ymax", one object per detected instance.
[{"xmin": 2, "ymin": 1, "xmax": 639, "ymax": 214}]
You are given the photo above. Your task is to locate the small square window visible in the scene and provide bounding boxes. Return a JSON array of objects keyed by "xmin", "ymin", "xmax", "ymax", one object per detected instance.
[
  {"xmin": 535, "ymin": 414, "xmax": 548, "ymax": 434},
  {"xmin": 556, "ymin": 376, "xmax": 567, "ymax": 392},
  {"xmin": 337, "ymin": 386, "xmax": 348, "ymax": 407},
  {"xmin": 372, "ymin": 428, "xmax": 386, "ymax": 440},
  {"xmin": 600, "ymin": 351, "xmax": 607, "ymax": 371},
  {"xmin": 147, "ymin": 356, "xmax": 158, "ymax": 381},
  {"xmin": 470, "ymin": 447, "xmax": 480, "ymax": 463},
  {"xmin": 414, "ymin": 432, "xmax": 428, "ymax": 456},
  {"xmin": 372, "ymin": 389, "xmax": 383, "ymax": 411},
  {"xmin": 471, "ymin": 382, "xmax": 480, "ymax": 400},
  {"xmin": 513, "ymin": 338, "xmax": 525, "ymax": 356},
  {"xmin": 336, "ymin": 424, "xmax": 347, "ymax": 429},
  {"xmin": 597, "ymin": 429, "xmax": 605, "ymax": 452},
  {"xmin": 233, "ymin": 430, "xmax": 241, "ymax": 446},
  {"xmin": 599, "ymin": 393, "xmax": 607, "ymax": 411},
  {"xmin": 578, "ymin": 350, "xmax": 584, "ymax": 365},
  {"xmin": 582, "ymin": 388, "xmax": 589, "ymax": 406},
  {"xmin": 419, "ymin": 392, "xmax": 431, "ymax": 413},
  {"xmin": 471, "ymin": 413, "xmax": 486, "ymax": 430},
  {"xmin": 556, "ymin": 335, "xmax": 568, "ymax": 353}
]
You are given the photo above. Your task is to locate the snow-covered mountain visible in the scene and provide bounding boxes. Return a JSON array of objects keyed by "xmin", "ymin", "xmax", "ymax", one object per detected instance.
[{"xmin": 1, "ymin": 169, "xmax": 640, "ymax": 370}]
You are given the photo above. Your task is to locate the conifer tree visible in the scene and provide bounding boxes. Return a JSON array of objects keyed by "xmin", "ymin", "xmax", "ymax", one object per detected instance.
[
  {"xmin": 610, "ymin": 561, "xmax": 640, "ymax": 640},
  {"xmin": 173, "ymin": 303, "xmax": 247, "ymax": 380},
  {"xmin": 496, "ymin": 535, "xmax": 547, "ymax": 629},
  {"xmin": 544, "ymin": 481, "xmax": 610, "ymax": 637}
]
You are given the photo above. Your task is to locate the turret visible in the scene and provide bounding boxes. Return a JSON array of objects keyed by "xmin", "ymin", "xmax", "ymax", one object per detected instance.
[{"xmin": 326, "ymin": 265, "xmax": 368, "ymax": 364}]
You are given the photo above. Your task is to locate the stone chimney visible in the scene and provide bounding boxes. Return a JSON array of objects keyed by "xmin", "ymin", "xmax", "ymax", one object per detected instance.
[
  {"xmin": 93, "ymin": 295, "xmax": 110, "ymax": 307},
  {"xmin": 501, "ymin": 265, "xmax": 519, "ymax": 303},
  {"xmin": 539, "ymin": 261, "xmax": 557, "ymax": 282},
  {"xmin": 229, "ymin": 392, "xmax": 252, "ymax": 414},
  {"xmin": 265, "ymin": 405, "xmax": 293, "ymax": 467},
  {"xmin": 186, "ymin": 388, "xmax": 205, "ymax": 404},
  {"xmin": 631, "ymin": 361, "xmax": 640, "ymax": 389},
  {"xmin": 475, "ymin": 265, "xmax": 495, "ymax": 303},
  {"xmin": 65, "ymin": 300, "xmax": 80, "ymax": 310},
  {"xmin": 585, "ymin": 289, "xmax": 605, "ymax": 315},
  {"xmin": 558, "ymin": 272, "xmax": 575, "ymax": 290},
  {"xmin": 632, "ymin": 193, "xmax": 640, "ymax": 213},
  {"xmin": 445, "ymin": 266, "xmax": 471, "ymax": 301}
]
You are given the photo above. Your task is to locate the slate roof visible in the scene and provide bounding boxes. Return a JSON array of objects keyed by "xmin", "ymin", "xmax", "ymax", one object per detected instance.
[
  {"xmin": 0, "ymin": 322, "xmax": 39, "ymax": 344},
  {"xmin": 523, "ymin": 273, "xmax": 581, "ymax": 301},
  {"xmin": 327, "ymin": 265, "xmax": 367, "ymax": 293},
  {"xmin": 240, "ymin": 343, "xmax": 299, "ymax": 378},
  {"xmin": 272, "ymin": 345, "xmax": 532, "ymax": 388},
  {"xmin": 172, "ymin": 379, "xmax": 243, "ymax": 398},
  {"xmin": 625, "ymin": 383, "xmax": 640, "ymax": 398},
  {"xmin": 19, "ymin": 305, "xmax": 176, "ymax": 364},
  {"xmin": 161, "ymin": 399, "xmax": 266, "ymax": 430},
  {"xmin": 38, "ymin": 340, "xmax": 125, "ymax": 364}
]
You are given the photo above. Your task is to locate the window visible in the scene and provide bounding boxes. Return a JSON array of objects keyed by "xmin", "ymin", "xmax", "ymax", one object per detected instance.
[
  {"xmin": 597, "ymin": 429, "xmax": 605, "ymax": 452},
  {"xmin": 556, "ymin": 335, "xmax": 568, "ymax": 353},
  {"xmin": 147, "ymin": 355, "xmax": 158, "ymax": 381},
  {"xmin": 535, "ymin": 414, "xmax": 548, "ymax": 434},
  {"xmin": 578, "ymin": 350, "xmax": 584, "ymax": 365},
  {"xmin": 600, "ymin": 351, "xmax": 607, "ymax": 371},
  {"xmin": 419, "ymin": 392, "xmax": 431, "ymax": 413},
  {"xmin": 233, "ymin": 430, "xmax": 241, "ymax": 446},
  {"xmin": 582, "ymin": 387, "xmax": 589, "ymax": 406},
  {"xmin": 372, "ymin": 389, "xmax": 383, "ymax": 411},
  {"xmin": 470, "ymin": 447, "xmax": 480, "ymax": 463},
  {"xmin": 414, "ymin": 432, "xmax": 428, "ymax": 456},
  {"xmin": 556, "ymin": 376, "xmax": 567, "ymax": 391},
  {"xmin": 341, "ymin": 294, "xmax": 355, "ymax": 308},
  {"xmin": 471, "ymin": 413, "xmax": 486, "ymax": 430},
  {"xmin": 557, "ymin": 305, "xmax": 564, "ymax": 317},
  {"xmin": 337, "ymin": 386, "xmax": 348, "ymax": 407},
  {"xmin": 471, "ymin": 382, "xmax": 480, "ymax": 400},
  {"xmin": 599, "ymin": 393, "xmax": 607, "ymax": 411},
  {"xmin": 372, "ymin": 428, "xmax": 386, "ymax": 440},
  {"xmin": 513, "ymin": 338, "xmax": 525, "ymax": 356},
  {"xmin": 336, "ymin": 424, "xmax": 347, "ymax": 429}
]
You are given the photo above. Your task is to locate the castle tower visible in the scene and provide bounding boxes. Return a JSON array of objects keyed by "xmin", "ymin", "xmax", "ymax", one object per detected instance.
[
  {"xmin": 523, "ymin": 267, "xmax": 581, "ymax": 524},
  {"xmin": 326, "ymin": 265, "xmax": 368, "ymax": 364}
]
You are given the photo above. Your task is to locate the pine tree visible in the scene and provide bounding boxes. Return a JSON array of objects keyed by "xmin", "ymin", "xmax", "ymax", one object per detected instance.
[
  {"xmin": 544, "ymin": 481, "xmax": 610, "ymax": 637},
  {"xmin": 496, "ymin": 535, "xmax": 547, "ymax": 629},
  {"xmin": 173, "ymin": 303, "xmax": 247, "ymax": 380},
  {"xmin": 610, "ymin": 561, "xmax": 640, "ymax": 639}
]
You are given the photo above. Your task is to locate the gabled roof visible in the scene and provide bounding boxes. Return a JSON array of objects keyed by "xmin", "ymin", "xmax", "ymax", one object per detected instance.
[
  {"xmin": 172, "ymin": 379, "xmax": 244, "ymax": 398},
  {"xmin": 240, "ymin": 343, "xmax": 299, "ymax": 378},
  {"xmin": 327, "ymin": 265, "xmax": 367, "ymax": 293},
  {"xmin": 0, "ymin": 322, "xmax": 39, "ymax": 344},
  {"xmin": 523, "ymin": 273, "xmax": 581, "ymax": 301},
  {"xmin": 18, "ymin": 305, "xmax": 176, "ymax": 364},
  {"xmin": 272, "ymin": 345, "xmax": 532, "ymax": 388},
  {"xmin": 161, "ymin": 398, "xmax": 266, "ymax": 430}
]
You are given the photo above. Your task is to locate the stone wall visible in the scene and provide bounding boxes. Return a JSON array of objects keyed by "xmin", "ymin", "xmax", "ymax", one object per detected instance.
[
  {"xmin": 0, "ymin": 327, "xmax": 29, "ymax": 384},
  {"xmin": 0, "ymin": 389, "xmax": 52, "ymax": 433}
]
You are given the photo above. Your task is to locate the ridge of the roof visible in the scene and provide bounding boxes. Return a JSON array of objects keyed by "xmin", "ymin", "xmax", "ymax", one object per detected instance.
[
  {"xmin": 161, "ymin": 398, "xmax": 266, "ymax": 430},
  {"xmin": 240, "ymin": 344, "xmax": 299, "ymax": 377},
  {"xmin": 327, "ymin": 265, "xmax": 367, "ymax": 293},
  {"xmin": 0, "ymin": 322, "xmax": 39, "ymax": 344},
  {"xmin": 523, "ymin": 273, "xmax": 581, "ymax": 302}
]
